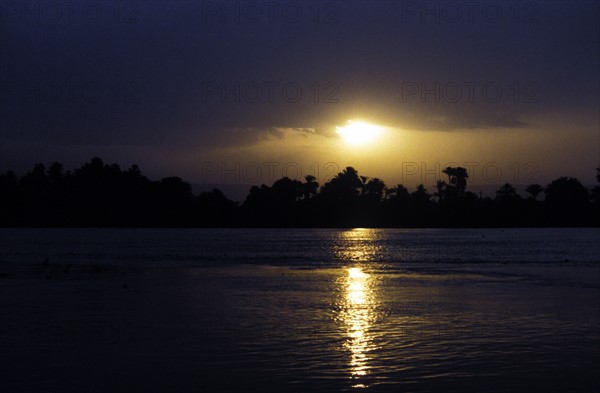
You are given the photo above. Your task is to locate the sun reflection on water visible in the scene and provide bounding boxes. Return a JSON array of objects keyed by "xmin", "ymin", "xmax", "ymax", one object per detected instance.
[
  {"xmin": 335, "ymin": 228, "xmax": 383, "ymax": 263},
  {"xmin": 335, "ymin": 228, "xmax": 382, "ymax": 388},
  {"xmin": 336, "ymin": 229, "xmax": 380, "ymax": 388},
  {"xmin": 346, "ymin": 267, "xmax": 372, "ymax": 378}
]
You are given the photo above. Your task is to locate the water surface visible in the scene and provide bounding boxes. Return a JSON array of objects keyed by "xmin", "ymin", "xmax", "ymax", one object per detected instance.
[{"xmin": 0, "ymin": 228, "xmax": 598, "ymax": 392}]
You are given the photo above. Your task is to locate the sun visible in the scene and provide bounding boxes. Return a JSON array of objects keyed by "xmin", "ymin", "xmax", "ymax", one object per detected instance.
[{"xmin": 336, "ymin": 120, "xmax": 383, "ymax": 146}]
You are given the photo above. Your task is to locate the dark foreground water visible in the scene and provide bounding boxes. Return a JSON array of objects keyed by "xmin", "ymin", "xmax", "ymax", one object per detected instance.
[{"xmin": 1, "ymin": 228, "xmax": 599, "ymax": 392}]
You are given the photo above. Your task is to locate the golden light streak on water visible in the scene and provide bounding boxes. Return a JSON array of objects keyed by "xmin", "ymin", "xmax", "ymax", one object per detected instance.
[
  {"xmin": 340, "ymin": 264, "xmax": 380, "ymax": 389},
  {"xmin": 334, "ymin": 228, "xmax": 383, "ymax": 388}
]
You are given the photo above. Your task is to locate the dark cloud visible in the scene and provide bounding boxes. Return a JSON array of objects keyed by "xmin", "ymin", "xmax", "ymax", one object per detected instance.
[{"xmin": 193, "ymin": 126, "xmax": 317, "ymax": 147}]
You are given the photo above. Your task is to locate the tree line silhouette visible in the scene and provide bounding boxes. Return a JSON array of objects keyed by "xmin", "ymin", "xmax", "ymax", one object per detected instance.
[{"xmin": 0, "ymin": 157, "xmax": 598, "ymax": 227}]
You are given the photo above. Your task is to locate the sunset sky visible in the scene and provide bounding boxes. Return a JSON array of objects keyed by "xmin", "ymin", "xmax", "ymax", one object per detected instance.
[{"xmin": 1, "ymin": 1, "xmax": 598, "ymax": 199}]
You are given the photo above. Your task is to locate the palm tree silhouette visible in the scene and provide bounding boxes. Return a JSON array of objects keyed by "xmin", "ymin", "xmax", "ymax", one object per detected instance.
[
  {"xmin": 545, "ymin": 177, "xmax": 589, "ymax": 207},
  {"xmin": 364, "ymin": 178, "xmax": 386, "ymax": 201},
  {"xmin": 496, "ymin": 183, "xmax": 517, "ymax": 200},
  {"xmin": 385, "ymin": 186, "xmax": 397, "ymax": 200},
  {"xmin": 302, "ymin": 175, "xmax": 319, "ymax": 199},
  {"xmin": 412, "ymin": 184, "xmax": 430, "ymax": 204},
  {"xmin": 441, "ymin": 167, "xmax": 468, "ymax": 198},
  {"xmin": 319, "ymin": 166, "xmax": 363, "ymax": 200},
  {"xmin": 525, "ymin": 184, "xmax": 543, "ymax": 201},
  {"xmin": 433, "ymin": 180, "xmax": 446, "ymax": 203}
]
